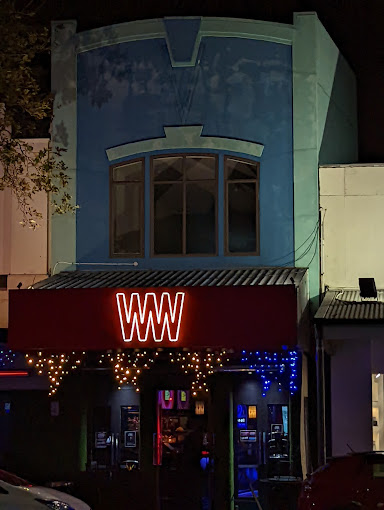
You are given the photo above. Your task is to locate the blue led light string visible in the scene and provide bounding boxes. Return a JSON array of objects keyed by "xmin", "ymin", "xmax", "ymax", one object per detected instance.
[
  {"xmin": 0, "ymin": 348, "xmax": 16, "ymax": 368},
  {"xmin": 240, "ymin": 349, "xmax": 300, "ymax": 396}
]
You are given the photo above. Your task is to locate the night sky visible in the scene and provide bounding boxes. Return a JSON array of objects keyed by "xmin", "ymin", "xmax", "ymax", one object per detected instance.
[{"xmin": 36, "ymin": 0, "xmax": 384, "ymax": 162}]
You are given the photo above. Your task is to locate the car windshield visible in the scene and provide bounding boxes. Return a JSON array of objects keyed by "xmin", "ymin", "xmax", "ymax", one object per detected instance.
[{"xmin": 0, "ymin": 469, "xmax": 32, "ymax": 486}]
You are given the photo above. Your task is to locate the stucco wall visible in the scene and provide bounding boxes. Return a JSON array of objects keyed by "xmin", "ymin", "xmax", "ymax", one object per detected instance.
[
  {"xmin": 75, "ymin": 30, "xmax": 293, "ymax": 269},
  {"xmin": 317, "ymin": 20, "xmax": 358, "ymax": 166},
  {"xmin": 0, "ymin": 139, "xmax": 48, "ymax": 328},
  {"xmin": 293, "ymin": 13, "xmax": 358, "ymax": 306},
  {"xmin": 323, "ymin": 326, "xmax": 384, "ymax": 456},
  {"xmin": 50, "ymin": 14, "xmax": 358, "ymax": 301},
  {"xmin": 320, "ymin": 164, "xmax": 384, "ymax": 289}
]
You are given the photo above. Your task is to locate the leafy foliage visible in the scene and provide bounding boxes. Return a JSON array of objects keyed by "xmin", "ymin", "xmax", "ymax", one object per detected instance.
[{"xmin": 0, "ymin": 0, "xmax": 76, "ymax": 228}]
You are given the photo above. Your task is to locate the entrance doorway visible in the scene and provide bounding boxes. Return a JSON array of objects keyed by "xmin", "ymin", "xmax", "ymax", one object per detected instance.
[
  {"xmin": 234, "ymin": 378, "xmax": 291, "ymax": 501},
  {"xmin": 157, "ymin": 390, "xmax": 213, "ymax": 510},
  {"xmin": 89, "ymin": 386, "xmax": 140, "ymax": 471}
]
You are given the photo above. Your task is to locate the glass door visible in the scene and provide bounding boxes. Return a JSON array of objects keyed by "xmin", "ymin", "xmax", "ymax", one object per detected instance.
[
  {"xmin": 90, "ymin": 403, "xmax": 140, "ymax": 471},
  {"xmin": 119, "ymin": 405, "xmax": 140, "ymax": 470}
]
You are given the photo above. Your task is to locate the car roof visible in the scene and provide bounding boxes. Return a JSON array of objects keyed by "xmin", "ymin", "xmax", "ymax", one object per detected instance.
[{"xmin": 0, "ymin": 469, "xmax": 31, "ymax": 486}]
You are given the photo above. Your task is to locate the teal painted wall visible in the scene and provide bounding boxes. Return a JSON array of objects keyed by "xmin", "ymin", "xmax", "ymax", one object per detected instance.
[
  {"xmin": 318, "ymin": 52, "xmax": 358, "ymax": 165},
  {"xmin": 293, "ymin": 13, "xmax": 358, "ymax": 306}
]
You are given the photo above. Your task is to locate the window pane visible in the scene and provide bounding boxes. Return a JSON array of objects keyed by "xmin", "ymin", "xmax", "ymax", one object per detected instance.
[
  {"xmin": 185, "ymin": 156, "xmax": 216, "ymax": 180},
  {"xmin": 186, "ymin": 182, "xmax": 216, "ymax": 254},
  {"xmin": 153, "ymin": 157, "xmax": 183, "ymax": 181},
  {"xmin": 113, "ymin": 183, "xmax": 141, "ymax": 255},
  {"xmin": 228, "ymin": 182, "xmax": 257, "ymax": 253},
  {"xmin": 226, "ymin": 158, "xmax": 258, "ymax": 180},
  {"xmin": 113, "ymin": 161, "xmax": 143, "ymax": 182},
  {"xmin": 154, "ymin": 183, "xmax": 182, "ymax": 254}
]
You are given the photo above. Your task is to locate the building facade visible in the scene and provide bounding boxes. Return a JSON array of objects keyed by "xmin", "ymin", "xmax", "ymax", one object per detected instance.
[
  {"xmin": 6, "ymin": 12, "xmax": 358, "ymax": 510},
  {"xmin": 0, "ymin": 138, "xmax": 50, "ymax": 469},
  {"xmin": 0, "ymin": 138, "xmax": 48, "ymax": 329},
  {"xmin": 316, "ymin": 164, "xmax": 384, "ymax": 458}
]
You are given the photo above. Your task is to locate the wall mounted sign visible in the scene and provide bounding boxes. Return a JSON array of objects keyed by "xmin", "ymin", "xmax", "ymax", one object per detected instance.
[
  {"xmin": 236, "ymin": 404, "xmax": 247, "ymax": 429},
  {"xmin": 95, "ymin": 431, "xmax": 108, "ymax": 449},
  {"xmin": 195, "ymin": 400, "xmax": 205, "ymax": 415},
  {"xmin": 8, "ymin": 285, "xmax": 297, "ymax": 351},
  {"xmin": 240, "ymin": 430, "xmax": 257, "ymax": 442},
  {"xmin": 116, "ymin": 292, "xmax": 185, "ymax": 343},
  {"xmin": 271, "ymin": 424, "xmax": 283, "ymax": 434}
]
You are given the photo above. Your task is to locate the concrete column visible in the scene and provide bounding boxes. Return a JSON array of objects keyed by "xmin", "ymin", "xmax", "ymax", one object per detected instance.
[{"xmin": 50, "ymin": 20, "xmax": 78, "ymax": 274}]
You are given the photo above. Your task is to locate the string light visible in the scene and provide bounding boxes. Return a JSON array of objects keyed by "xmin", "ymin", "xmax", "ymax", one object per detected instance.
[
  {"xmin": 25, "ymin": 352, "xmax": 84, "ymax": 396},
  {"xmin": 0, "ymin": 349, "xmax": 16, "ymax": 367},
  {"xmin": 240, "ymin": 350, "xmax": 300, "ymax": 396},
  {"xmin": 169, "ymin": 349, "xmax": 229, "ymax": 396},
  {"xmin": 108, "ymin": 350, "xmax": 158, "ymax": 392},
  {"xmin": 25, "ymin": 348, "xmax": 299, "ymax": 398}
]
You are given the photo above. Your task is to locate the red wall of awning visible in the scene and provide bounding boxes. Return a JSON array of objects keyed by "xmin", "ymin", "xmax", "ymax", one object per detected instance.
[{"xmin": 8, "ymin": 285, "xmax": 298, "ymax": 352}]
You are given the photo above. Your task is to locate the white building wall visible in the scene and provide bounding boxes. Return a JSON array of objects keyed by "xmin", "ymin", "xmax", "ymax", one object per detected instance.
[
  {"xmin": 320, "ymin": 164, "xmax": 384, "ymax": 290},
  {"xmin": 0, "ymin": 139, "xmax": 48, "ymax": 328}
]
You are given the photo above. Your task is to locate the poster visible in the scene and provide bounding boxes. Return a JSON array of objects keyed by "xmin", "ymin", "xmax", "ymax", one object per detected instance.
[{"xmin": 125, "ymin": 430, "xmax": 137, "ymax": 448}]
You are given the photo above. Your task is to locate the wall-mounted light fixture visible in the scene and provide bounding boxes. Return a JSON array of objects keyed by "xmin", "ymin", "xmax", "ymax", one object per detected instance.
[{"xmin": 359, "ymin": 278, "xmax": 377, "ymax": 299}]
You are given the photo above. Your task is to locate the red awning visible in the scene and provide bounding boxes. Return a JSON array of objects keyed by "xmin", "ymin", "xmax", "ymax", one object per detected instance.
[{"xmin": 8, "ymin": 268, "xmax": 306, "ymax": 352}]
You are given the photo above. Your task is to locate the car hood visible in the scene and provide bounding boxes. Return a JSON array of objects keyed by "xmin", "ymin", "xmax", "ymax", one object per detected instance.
[{"xmin": 19, "ymin": 485, "xmax": 91, "ymax": 510}]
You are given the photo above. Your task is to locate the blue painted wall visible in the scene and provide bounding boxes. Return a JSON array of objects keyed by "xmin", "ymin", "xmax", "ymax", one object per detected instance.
[{"xmin": 77, "ymin": 36, "xmax": 293, "ymax": 269}]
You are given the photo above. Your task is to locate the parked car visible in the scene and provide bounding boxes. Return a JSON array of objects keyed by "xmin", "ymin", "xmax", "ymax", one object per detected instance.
[
  {"xmin": 0, "ymin": 469, "xmax": 91, "ymax": 510},
  {"xmin": 298, "ymin": 452, "xmax": 384, "ymax": 510}
]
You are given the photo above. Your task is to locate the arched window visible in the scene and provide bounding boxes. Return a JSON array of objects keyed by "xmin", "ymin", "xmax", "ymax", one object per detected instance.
[{"xmin": 109, "ymin": 153, "xmax": 260, "ymax": 258}]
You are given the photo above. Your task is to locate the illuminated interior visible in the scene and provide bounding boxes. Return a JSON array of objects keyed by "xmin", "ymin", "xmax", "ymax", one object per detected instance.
[{"xmin": 372, "ymin": 373, "xmax": 384, "ymax": 451}]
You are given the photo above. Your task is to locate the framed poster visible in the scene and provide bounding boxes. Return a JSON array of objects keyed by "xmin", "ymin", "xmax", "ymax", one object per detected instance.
[
  {"xmin": 125, "ymin": 430, "xmax": 137, "ymax": 448},
  {"xmin": 177, "ymin": 390, "xmax": 190, "ymax": 410},
  {"xmin": 159, "ymin": 390, "xmax": 175, "ymax": 410}
]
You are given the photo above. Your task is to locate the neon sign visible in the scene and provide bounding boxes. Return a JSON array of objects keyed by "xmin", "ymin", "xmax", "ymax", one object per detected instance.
[{"xmin": 116, "ymin": 291, "xmax": 185, "ymax": 343}]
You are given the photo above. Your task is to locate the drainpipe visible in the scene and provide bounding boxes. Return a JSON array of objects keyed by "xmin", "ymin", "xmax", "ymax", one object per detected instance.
[{"xmin": 315, "ymin": 323, "xmax": 326, "ymax": 466}]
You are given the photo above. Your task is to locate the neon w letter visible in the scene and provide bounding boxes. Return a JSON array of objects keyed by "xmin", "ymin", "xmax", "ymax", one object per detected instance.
[{"xmin": 116, "ymin": 292, "xmax": 185, "ymax": 343}]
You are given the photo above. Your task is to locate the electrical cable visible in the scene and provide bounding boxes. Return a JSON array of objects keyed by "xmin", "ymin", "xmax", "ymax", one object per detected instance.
[
  {"xmin": 304, "ymin": 234, "xmax": 319, "ymax": 268},
  {"xmin": 295, "ymin": 225, "xmax": 319, "ymax": 263},
  {"xmin": 268, "ymin": 220, "xmax": 319, "ymax": 264},
  {"xmin": 280, "ymin": 223, "xmax": 319, "ymax": 267}
]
